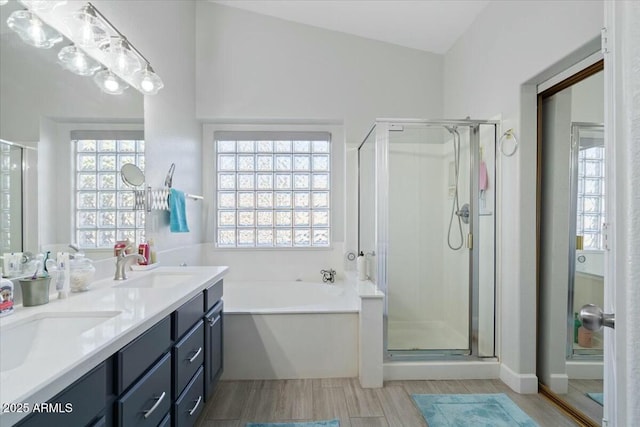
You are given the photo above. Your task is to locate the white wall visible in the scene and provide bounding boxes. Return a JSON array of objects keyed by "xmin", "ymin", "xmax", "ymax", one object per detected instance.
[
  {"xmin": 93, "ymin": 0, "xmax": 202, "ymax": 255},
  {"xmin": 444, "ymin": 0, "xmax": 603, "ymax": 391},
  {"xmin": 196, "ymin": 3, "xmax": 443, "ymax": 142},
  {"xmin": 195, "ymin": 2, "xmax": 443, "ymax": 277}
]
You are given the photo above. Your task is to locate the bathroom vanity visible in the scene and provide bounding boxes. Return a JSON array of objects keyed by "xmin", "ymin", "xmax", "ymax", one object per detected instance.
[{"xmin": 0, "ymin": 266, "xmax": 227, "ymax": 427}]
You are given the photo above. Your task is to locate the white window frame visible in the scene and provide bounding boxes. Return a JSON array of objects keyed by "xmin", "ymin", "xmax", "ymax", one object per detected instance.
[{"xmin": 203, "ymin": 123, "xmax": 345, "ymax": 251}]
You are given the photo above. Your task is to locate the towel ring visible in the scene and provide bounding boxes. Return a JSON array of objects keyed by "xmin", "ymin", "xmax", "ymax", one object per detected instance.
[{"xmin": 499, "ymin": 129, "xmax": 518, "ymax": 157}]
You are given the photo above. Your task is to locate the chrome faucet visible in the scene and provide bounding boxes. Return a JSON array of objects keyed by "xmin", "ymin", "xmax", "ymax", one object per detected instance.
[
  {"xmin": 320, "ymin": 269, "xmax": 336, "ymax": 284},
  {"xmin": 114, "ymin": 252, "xmax": 146, "ymax": 280}
]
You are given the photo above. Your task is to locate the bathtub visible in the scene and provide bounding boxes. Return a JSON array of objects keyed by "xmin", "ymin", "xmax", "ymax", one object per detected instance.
[{"xmin": 222, "ymin": 280, "xmax": 360, "ymax": 380}]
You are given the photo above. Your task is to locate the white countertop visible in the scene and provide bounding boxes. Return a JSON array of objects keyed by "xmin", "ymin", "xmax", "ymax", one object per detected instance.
[{"xmin": 0, "ymin": 266, "xmax": 228, "ymax": 426}]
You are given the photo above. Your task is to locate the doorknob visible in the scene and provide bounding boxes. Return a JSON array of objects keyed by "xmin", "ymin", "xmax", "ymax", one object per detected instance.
[{"xmin": 580, "ymin": 304, "xmax": 615, "ymax": 331}]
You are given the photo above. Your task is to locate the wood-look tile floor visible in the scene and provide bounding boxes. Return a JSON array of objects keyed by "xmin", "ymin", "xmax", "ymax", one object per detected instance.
[{"xmin": 196, "ymin": 378, "xmax": 580, "ymax": 427}]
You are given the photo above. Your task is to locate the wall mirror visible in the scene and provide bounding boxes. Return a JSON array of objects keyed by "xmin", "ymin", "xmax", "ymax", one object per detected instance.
[
  {"xmin": 0, "ymin": 1, "xmax": 144, "ymax": 263},
  {"xmin": 538, "ymin": 64, "xmax": 604, "ymax": 426}
]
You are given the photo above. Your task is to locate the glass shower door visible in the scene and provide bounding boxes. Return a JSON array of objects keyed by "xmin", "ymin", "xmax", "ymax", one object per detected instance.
[{"xmin": 386, "ymin": 125, "xmax": 471, "ymax": 354}]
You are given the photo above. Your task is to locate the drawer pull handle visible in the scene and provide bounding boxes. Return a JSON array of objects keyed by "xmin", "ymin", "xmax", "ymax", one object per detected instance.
[
  {"xmin": 143, "ymin": 391, "xmax": 166, "ymax": 419},
  {"xmin": 208, "ymin": 314, "xmax": 221, "ymax": 326},
  {"xmin": 188, "ymin": 347, "xmax": 202, "ymax": 363},
  {"xmin": 188, "ymin": 395, "xmax": 203, "ymax": 416}
]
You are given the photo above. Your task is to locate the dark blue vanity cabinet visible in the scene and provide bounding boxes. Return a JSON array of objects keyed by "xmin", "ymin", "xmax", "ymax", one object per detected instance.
[
  {"xmin": 15, "ymin": 362, "xmax": 109, "ymax": 427},
  {"xmin": 203, "ymin": 280, "xmax": 224, "ymax": 400},
  {"xmin": 170, "ymin": 293, "xmax": 206, "ymax": 427},
  {"xmin": 14, "ymin": 280, "xmax": 224, "ymax": 427}
]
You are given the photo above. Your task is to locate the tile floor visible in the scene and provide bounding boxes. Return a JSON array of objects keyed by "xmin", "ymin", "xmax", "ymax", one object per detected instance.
[{"xmin": 196, "ymin": 378, "xmax": 580, "ymax": 427}]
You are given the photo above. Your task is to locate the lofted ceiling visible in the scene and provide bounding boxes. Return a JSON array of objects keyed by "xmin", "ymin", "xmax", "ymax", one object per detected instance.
[{"xmin": 211, "ymin": 0, "xmax": 490, "ymax": 54}]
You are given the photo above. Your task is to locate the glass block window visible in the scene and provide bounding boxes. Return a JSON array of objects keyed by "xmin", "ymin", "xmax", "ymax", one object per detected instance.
[
  {"xmin": 576, "ymin": 145, "xmax": 605, "ymax": 250},
  {"xmin": 0, "ymin": 142, "xmax": 22, "ymax": 253},
  {"xmin": 73, "ymin": 133, "xmax": 145, "ymax": 249},
  {"xmin": 214, "ymin": 132, "xmax": 331, "ymax": 248}
]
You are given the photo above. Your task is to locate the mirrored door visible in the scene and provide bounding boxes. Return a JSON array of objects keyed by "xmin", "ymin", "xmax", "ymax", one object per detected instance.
[{"xmin": 538, "ymin": 63, "xmax": 604, "ymax": 426}]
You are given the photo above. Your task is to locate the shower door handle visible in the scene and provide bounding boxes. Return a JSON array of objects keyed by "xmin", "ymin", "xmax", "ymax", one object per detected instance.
[{"xmin": 579, "ymin": 304, "xmax": 615, "ymax": 330}]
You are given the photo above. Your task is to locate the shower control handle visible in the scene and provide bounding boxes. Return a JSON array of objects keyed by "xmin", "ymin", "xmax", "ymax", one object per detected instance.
[{"xmin": 456, "ymin": 204, "xmax": 470, "ymax": 224}]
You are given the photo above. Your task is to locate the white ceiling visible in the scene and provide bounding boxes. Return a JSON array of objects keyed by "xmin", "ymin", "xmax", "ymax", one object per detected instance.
[{"xmin": 211, "ymin": 0, "xmax": 490, "ymax": 54}]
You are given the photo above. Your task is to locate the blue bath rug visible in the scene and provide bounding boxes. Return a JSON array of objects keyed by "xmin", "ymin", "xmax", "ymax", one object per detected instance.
[
  {"xmin": 587, "ymin": 392, "xmax": 604, "ymax": 406},
  {"xmin": 412, "ymin": 393, "xmax": 539, "ymax": 427},
  {"xmin": 245, "ymin": 420, "xmax": 339, "ymax": 427}
]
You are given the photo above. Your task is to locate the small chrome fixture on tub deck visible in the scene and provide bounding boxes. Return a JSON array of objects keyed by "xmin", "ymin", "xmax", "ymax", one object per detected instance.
[{"xmin": 320, "ymin": 269, "xmax": 336, "ymax": 283}]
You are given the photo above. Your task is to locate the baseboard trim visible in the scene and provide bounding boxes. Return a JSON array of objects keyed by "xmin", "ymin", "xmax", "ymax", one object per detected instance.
[
  {"xmin": 383, "ymin": 360, "xmax": 500, "ymax": 381},
  {"xmin": 499, "ymin": 363, "xmax": 538, "ymax": 394}
]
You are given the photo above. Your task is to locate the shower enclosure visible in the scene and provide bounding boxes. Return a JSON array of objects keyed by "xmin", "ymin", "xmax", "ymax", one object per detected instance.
[{"xmin": 358, "ymin": 119, "xmax": 497, "ymax": 360}]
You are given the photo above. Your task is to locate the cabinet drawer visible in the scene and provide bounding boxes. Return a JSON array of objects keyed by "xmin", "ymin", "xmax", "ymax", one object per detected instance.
[
  {"xmin": 173, "ymin": 320, "xmax": 204, "ymax": 398},
  {"xmin": 173, "ymin": 367, "xmax": 204, "ymax": 427},
  {"xmin": 117, "ymin": 352, "xmax": 171, "ymax": 427},
  {"xmin": 172, "ymin": 293, "xmax": 204, "ymax": 340},
  {"xmin": 159, "ymin": 413, "xmax": 171, "ymax": 427},
  {"xmin": 116, "ymin": 316, "xmax": 171, "ymax": 394},
  {"xmin": 204, "ymin": 279, "xmax": 223, "ymax": 312},
  {"xmin": 16, "ymin": 362, "xmax": 107, "ymax": 427},
  {"xmin": 204, "ymin": 302, "xmax": 223, "ymax": 400}
]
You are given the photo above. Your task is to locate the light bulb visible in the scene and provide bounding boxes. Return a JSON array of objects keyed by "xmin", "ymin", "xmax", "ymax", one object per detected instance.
[
  {"xmin": 65, "ymin": 4, "xmax": 108, "ymax": 49},
  {"xmin": 141, "ymin": 77, "xmax": 155, "ymax": 92},
  {"xmin": 105, "ymin": 78, "xmax": 119, "ymax": 92},
  {"xmin": 93, "ymin": 69, "xmax": 128, "ymax": 95},
  {"xmin": 58, "ymin": 45, "xmax": 101, "ymax": 76},
  {"xmin": 0, "ymin": 0, "xmax": 10, "ymax": 6},
  {"xmin": 104, "ymin": 37, "xmax": 140, "ymax": 78},
  {"xmin": 28, "ymin": 17, "xmax": 45, "ymax": 45},
  {"xmin": 134, "ymin": 65, "xmax": 164, "ymax": 95}
]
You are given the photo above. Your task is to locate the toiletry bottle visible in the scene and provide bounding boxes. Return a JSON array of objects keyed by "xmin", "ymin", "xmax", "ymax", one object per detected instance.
[
  {"xmin": 578, "ymin": 325, "xmax": 593, "ymax": 348},
  {"xmin": 138, "ymin": 241, "xmax": 149, "ymax": 265},
  {"xmin": 148, "ymin": 238, "xmax": 157, "ymax": 264},
  {"xmin": 0, "ymin": 278, "xmax": 14, "ymax": 317},
  {"xmin": 574, "ymin": 312, "xmax": 581, "ymax": 344},
  {"xmin": 357, "ymin": 251, "xmax": 367, "ymax": 281}
]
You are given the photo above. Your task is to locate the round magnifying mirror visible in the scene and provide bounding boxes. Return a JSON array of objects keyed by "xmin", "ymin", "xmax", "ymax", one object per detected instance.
[{"xmin": 121, "ymin": 163, "xmax": 145, "ymax": 187}]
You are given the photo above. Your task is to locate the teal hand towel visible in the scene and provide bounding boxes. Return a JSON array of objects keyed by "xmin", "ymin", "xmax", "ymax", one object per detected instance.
[{"xmin": 169, "ymin": 188, "xmax": 189, "ymax": 232}]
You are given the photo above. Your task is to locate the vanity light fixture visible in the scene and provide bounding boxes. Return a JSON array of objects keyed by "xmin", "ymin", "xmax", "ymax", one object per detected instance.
[
  {"xmin": 68, "ymin": 2, "xmax": 164, "ymax": 95},
  {"xmin": 6, "ymin": 9, "xmax": 62, "ymax": 49},
  {"xmin": 58, "ymin": 44, "xmax": 101, "ymax": 76},
  {"xmin": 65, "ymin": 3, "xmax": 108, "ymax": 49},
  {"xmin": 7, "ymin": 1, "xmax": 163, "ymax": 95},
  {"xmin": 93, "ymin": 68, "xmax": 129, "ymax": 95}
]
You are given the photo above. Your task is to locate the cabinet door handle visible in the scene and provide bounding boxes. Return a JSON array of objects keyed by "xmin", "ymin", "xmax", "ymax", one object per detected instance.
[
  {"xmin": 208, "ymin": 314, "xmax": 221, "ymax": 327},
  {"xmin": 188, "ymin": 347, "xmax": 202, "ymax": 363},
  {"xmin": 143, "ymin": 391, "xmax": 166, "ymax": 419},
  {"xmin": 188, "ymin": 395, "xmax": 202, "ymax": 416}
]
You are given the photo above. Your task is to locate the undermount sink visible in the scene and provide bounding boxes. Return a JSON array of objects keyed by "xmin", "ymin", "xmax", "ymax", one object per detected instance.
[
  {"xmin": 113, "ymin": 271, "xmax": 194, "ymax": 289},
  {"xmin": 0, "ymin": 311, "xmax": 121, "ymax": 372}
]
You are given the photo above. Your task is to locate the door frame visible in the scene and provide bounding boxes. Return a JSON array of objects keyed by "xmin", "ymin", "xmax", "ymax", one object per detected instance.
[{"xmin": 536, "ymin": 60, "xmax": 604, "ymax": 427}]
